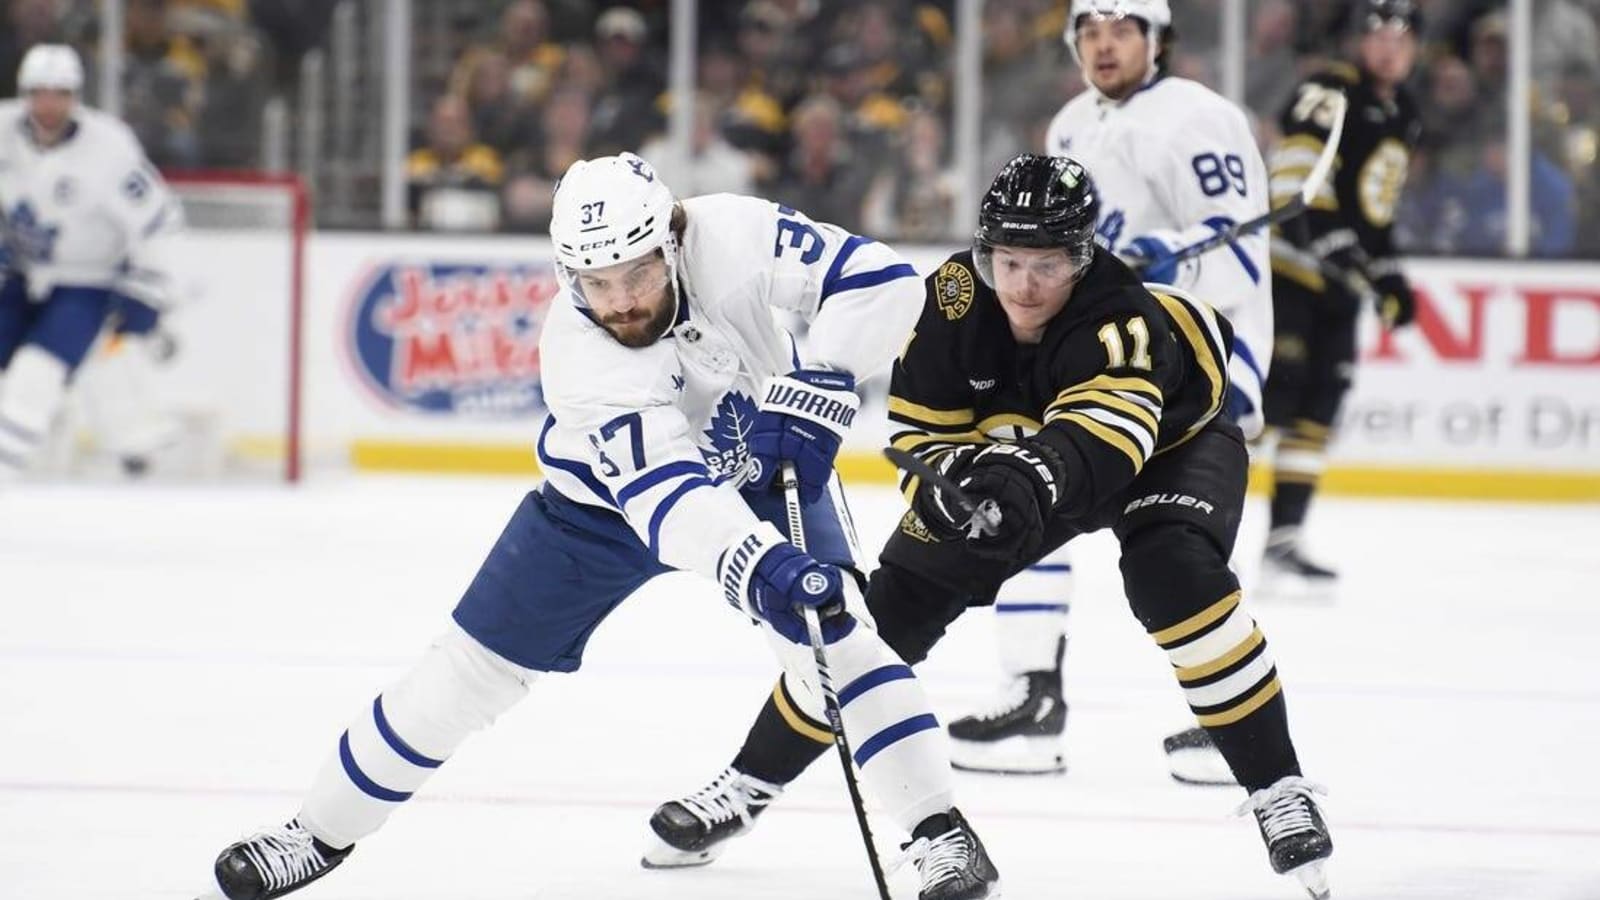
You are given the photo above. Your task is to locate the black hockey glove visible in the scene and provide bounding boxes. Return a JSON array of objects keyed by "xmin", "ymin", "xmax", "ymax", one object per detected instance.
[
  {"xmin": 909, "ymin": 445, "xmax": 983, "ymax": 541},
  {"xmin": 1308, "ymin": 229, "xmax": 1371, "ymax": 314},
  {"xmin": 920, "ymin": 440, "xmax": 1066, "ymax": 561},
  {"xmin": 1370, "ymin": 262, "xmax": 1415, "ymax": 329}
]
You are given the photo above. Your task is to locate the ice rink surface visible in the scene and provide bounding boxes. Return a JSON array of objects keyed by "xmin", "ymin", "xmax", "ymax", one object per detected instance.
[{"xmin": 3, "ymin": 474, "xmax": 1598, "ymax": 900}]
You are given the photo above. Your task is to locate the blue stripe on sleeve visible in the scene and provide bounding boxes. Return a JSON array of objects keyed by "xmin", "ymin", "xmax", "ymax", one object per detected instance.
[
  {"xmin": 372, "ymin": 697, "xmax": 444, "ymax": 768},
  {"xmin": 838, "ymin": 664, "xmax": 915, "ymax": 708},
  {"xmin": 1231, "ymin": 336, "xmax": 1265, "ymax": 385},
  {"xmin": 852, "ymin": 713, "xmax": 941, "ymax": 767},
  {"xmin": 822, "ymin": 264, "xmax": 919, "ymax": 305},
  {"xmin": 1203, "ymin": 216, "xmax": 1261, "ymax": 285},
  {"xmin": 338, "ymin": 732, "xmax": 411, "ymax": 802},
  {"xmin": 536, "ymin": 416, "xmax": 616, "ymax": 506},
  {"xmin": 1029, "ymin": 563, "xmax": 1072, "ymax": 573},
  {"xmin": 616, "ymin": 460, "xmax": 711, "ymax": 508},
  {"xmin": 646, "ymin": 476, "xmax": 717, "ymax": 555},
  {"xmin": 819, "ymin": 234, "xmax": 869, "ymax": 301},
  {"xmin": 995, "ymin": 603, "xmax": 1070, "ymax": 613}
]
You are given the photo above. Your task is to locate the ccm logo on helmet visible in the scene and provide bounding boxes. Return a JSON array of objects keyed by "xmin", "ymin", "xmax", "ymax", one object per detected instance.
[
  {"xmin": 1124, "ymin": 493, "xmax": 1215, "ymax": 515},
  {"xmin": 579, "ymin": 238, "xmax": 618, "ymax": 252}
]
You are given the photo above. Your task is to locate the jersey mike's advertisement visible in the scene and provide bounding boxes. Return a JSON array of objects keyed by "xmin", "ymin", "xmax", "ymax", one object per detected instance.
[
  {"xmin": 169, "ymin": 231, "xmax": 1597, "ymax": 499},
  {"xmin": 345, "ymin": 261, "xmax": 557, "ymax": 417}
]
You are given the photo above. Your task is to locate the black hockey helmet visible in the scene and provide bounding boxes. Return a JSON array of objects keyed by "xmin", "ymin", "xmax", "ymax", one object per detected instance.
[
  {"xmin": 1356, "ymin": 0, "xmax": 1422, "ymax": 34},
  {"xmin": 973, "ymin": 154, "xmax": 1099, "ymax": 289}
]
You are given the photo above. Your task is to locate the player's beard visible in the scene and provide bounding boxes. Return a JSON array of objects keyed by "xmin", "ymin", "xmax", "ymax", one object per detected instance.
[{"xmin": 602, "ymin": 293, "xmax": 677, "ymax": 348}]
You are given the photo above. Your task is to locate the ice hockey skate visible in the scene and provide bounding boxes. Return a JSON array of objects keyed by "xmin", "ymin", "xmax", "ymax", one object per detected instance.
[
  {"xmin": 641, "ymin": 766, "xmax": 783, "ymax": 868},
  {"xmin": 198, "ymin": 819, "xmax": 352, "ymax": 900},
  {"xmin": 947, "ymin": 670, "xmax": 1066, "ymax": 775},
  {"xmin": 1258, "ymin": 533, "xmax": 1339, "ymax": 603},
  {"xmin": 1238, "ymin": 777, "xmax": 1334, "ymax": 900},
  {"xmin": 894, "ymin": 807, "xmax": 1002, "ymax": 900},
  {"xmin": 1162, "ymin": 725, "xmax": 1238, "ymax": 786}
]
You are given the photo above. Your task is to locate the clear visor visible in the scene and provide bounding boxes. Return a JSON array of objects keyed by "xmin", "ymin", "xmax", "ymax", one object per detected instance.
[
  {"xmin": 973, "ymin": 239, "xmax": 1093, "ymax": 290},
  {"xmin": 559, "ymin": 249, "xmax": 673, "ymax": 310}
]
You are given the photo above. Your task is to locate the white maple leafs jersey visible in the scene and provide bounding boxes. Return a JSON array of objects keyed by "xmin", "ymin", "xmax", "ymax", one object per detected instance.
[
  {"xmin": 1045, "ymin": 76, "xmax": 1272, "ymax": 426},
  {"xmin": 0, "ymin": 100, "xmax": 184, "ymax": 304},
  {"xmin": 537, "ymin": 193, "xmax": 922, "ymax": 579}
]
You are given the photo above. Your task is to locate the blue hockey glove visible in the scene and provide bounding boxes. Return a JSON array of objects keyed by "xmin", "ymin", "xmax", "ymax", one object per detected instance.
[
  {"xmin": 1120, "ymin": 231, "xmax": 1199, "ymax": 287},
  {"xmin": 745, "ymin": 369, "xmax": 859, "ymax": 502},
  {"xmin": 718, "ymin": 522, "xmax": 850, "ymax": 644}
]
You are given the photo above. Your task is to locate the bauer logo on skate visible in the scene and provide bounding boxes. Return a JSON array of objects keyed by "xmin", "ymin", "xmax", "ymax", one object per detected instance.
[{"xmin": 348, "ymin": 262, "xmax": 558, "ymax": 416}]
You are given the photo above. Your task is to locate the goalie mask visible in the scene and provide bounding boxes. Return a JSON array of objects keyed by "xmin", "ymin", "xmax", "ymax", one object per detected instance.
[
  {"xmin": 973, "ymin": 154, "xmax": 1100, "ymax": 289},
  {"xmin": 550, "ymin": 152, "xmax": 680, "ymax": 316}
]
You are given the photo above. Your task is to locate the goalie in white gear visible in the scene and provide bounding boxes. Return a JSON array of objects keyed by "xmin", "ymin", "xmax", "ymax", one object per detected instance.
[
  {"xmin": 0, "ymin": 44, "xmax": 185, "ymax": 481},
  {"xmin": 946, "ymin": 0, "xmax": 1271, "ymax": 787},
  {"xmin": 198, "ymin": 153, "xmax": 1001, "ymax": 900}
]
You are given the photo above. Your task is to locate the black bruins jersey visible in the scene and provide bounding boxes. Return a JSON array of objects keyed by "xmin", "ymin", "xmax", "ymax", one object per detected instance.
[
  {"xmin": 1268, "ymin": 61, "xmax": 1422, "ymax": 292},
  {"xmin": 889, "ymin": 248, "xmax": 1233, "ymax": 520}
]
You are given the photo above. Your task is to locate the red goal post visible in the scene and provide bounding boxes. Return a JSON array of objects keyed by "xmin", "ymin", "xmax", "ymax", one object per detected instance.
[{"xmin": 162, "ymin": 171, "xmax": 309, "ymax": 482}]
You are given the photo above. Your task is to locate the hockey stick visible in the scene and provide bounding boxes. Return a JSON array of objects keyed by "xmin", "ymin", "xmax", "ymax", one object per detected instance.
[
  {"xmin": 779, "ymin": 463, "xmax": 893, "ymax": 900},
  {"xmin": 1133, "ymin": 90, "xmax": 1349, "ymax": 273},
  {"xmin": 882, "ymin": 446, "xmax": 1002, "ymax": 540}
]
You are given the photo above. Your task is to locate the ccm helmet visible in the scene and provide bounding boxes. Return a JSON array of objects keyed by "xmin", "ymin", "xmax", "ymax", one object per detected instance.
[{"xmin": 549, "ymin": 152, "xmax": 678, "ymax": 308}]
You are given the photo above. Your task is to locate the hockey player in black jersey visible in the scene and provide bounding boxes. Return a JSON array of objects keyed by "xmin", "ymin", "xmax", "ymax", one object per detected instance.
[
  {"xmin": 647, "ymin": 155, "xmax": 1334, "ymax": 900},
  {"xmin": 1262, "ymin": 0, "xmax": 1423, "ymax": 596}
]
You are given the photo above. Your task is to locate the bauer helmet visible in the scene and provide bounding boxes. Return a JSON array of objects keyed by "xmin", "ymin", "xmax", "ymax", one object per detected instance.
[
  {"xmin": 1356, "ymin": 0, "xmax": 1423, "ymax": 34},
  {"xmin": 549, "ymin": 152, "xmax": 679, "ymax": 310},
  {"xmin": 973, "ymin": 154, "xmax": 1100, "ymax": 289}
]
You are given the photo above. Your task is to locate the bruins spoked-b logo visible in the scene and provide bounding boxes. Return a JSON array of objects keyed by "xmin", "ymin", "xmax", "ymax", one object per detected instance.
[{"xmin": 935, "ymin": 261, "xmax": 975, "ymax": 321}]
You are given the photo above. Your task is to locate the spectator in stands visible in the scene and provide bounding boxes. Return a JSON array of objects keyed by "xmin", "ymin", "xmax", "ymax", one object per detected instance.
[
  {"xmin": 768, "ymin": 94, "xmax": 870, "ymax": 233},
  {"xmin": 452, "ymin": 0, "xmax": 564, "ymax": 112},
  {"xmin": 980, "ymin": 0, "xmax": 1063, "ymax": 176},
  {"xmin": 462, "ymin": 50, "xmax": 537, "ymax": 156},
  {"xmin": 735, "ymin": 0, "xmax": 811, "ymax": 110},
  {"xmin": 695, "ymin": 40, "xmax": 785, "ymax": 163},
  {"xmin": 1415, "ymin": 131, "xmax": 1578, "ymax": 258},
  {"xmin": 1246, "ymin": 0, "xmax": 1299, "ymax": 120},
  {"xmin": 1467, "ymin": 11, "xmax": 1509, "ymax": 112},
  {"xmin": 500, "ymin": 85, "xmax": 592, "ymax": 233},
  {"xmin": 638, "ymin": 94, "xmax": 757, "ymax": 198},
  {"xmin": 0, "ymin": 0, "xmax": 64, "ymax": 98},
  {"xmin": 1421, "ymin": 53, "xmax": 1490, "ymax": 175},
  {"xmin": 122, "ymin": 0, "xmax": 204, "ymax": 167},
  {"xmin": 1550, "ymin": 61, "xmax": 1600, "ymax": 257},
  {"xmin": 408, "ymin": 94, "xmax": 504, "ymax": 231},
  {"xmin": 1533, "ymin": 0, "xmax": 1600, "ymax": 90},
  {"xmin": 860, "ymin": 105, "xmax": 957, "ymax": 242},
  {"xmin": 586, "ymin": 6, "xmax": 665, "ymax": 157},
  {"xmin": 818, "ymin": 43, "xmax": 906, "ymax": 163},
  {"xmin": 193, "ymin": 25, "xmax": 268, "ymax": 167}
]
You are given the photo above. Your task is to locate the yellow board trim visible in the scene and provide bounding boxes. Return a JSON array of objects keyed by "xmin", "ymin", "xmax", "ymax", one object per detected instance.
[
  {"xmin": 1196, "ymin": 677, "xmax": 1284, "ymax": 728},
  {"xmin": 348, "ymin": 442, "xmax": 1600, "ymax": 503},
  {"xmin": 1176, "ymin": 627, "xmax": 1265, "ymax": 682},
  {"xmin": 772, "ymin": 679, "xmax": 833, "ymax": 744},
  {"xmin": 888, "ymin": 396, "xmax": 975, "ymax": 428},
  {"xmin": 1152, "ymin": 590, "xmax": 1242, "ymax": 647}
]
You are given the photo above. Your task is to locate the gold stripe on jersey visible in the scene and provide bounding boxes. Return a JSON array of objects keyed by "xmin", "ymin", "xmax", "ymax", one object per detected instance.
[
  {"xmin": 1152, "ymin": 292, "xmax": 1227, "ymax": 443},
  {"xmin": 1062, "ymin": 373, "xmax": 1164, "ymax": 404},
  {"xmin": 1153, "ymin": 590, "xmax": 1241, "ymax": 647},
  {"xmin": 1269, "ymin": 136, "xmax": 1339, "ymax": 210},
  {"xmin": 1195, "ymin": 676, "xmax": 1284, "ymax": 727},
  {"xmin": 772, "ymin": 678, "xmax": 832, "ymax": 744},
  {"xmin": 976, "ymin": 412, "xmax": 1043, "ymax": 436},
  {"xmin": 888, "ymin": 396, "xmax": 975, "ymax": 430},
  {"xmin": 1046, "ymin": 389, "xmax": 1160, "ymax": 435},
  {"xmin": 1053, "ymin": 410, "xmax": 1148, "ymax": 473},
  {"xmin": 1270, "ymin": 254, "xmax": 1328, "ymax": 292}
]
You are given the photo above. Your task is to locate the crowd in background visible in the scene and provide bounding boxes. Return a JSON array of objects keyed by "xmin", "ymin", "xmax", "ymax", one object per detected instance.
[{"xmin": 4, "ymin": 0, "xmax": 1597, "ymax": 256}]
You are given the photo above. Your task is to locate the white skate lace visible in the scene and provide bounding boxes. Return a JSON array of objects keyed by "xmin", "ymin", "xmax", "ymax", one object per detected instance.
[
  {"xmin": 238, "ymin": 822, "xmax": 330, "ymax": 890},
  {"xmin": 678, "ymin": 767, "xmax": 781, "ymax": 829},
  {"xmin": 967, "ymin": 676, "xmax": 1032, "ymax": 722},
  {"xmin": 1235, "ymin": 777, "xmax": 1327, "ymax": 844},
  {"xmin": 892, "ymin": 827, "xmax": 972, "ymax": 890}
]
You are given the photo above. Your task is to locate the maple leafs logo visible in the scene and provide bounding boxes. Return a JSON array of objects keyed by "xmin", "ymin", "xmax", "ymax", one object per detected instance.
[{"xmin": 701, "ymin": 391, "xmax": 756, "ymax": 482}]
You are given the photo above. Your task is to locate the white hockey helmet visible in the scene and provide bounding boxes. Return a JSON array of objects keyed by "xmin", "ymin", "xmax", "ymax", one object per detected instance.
[
  {"xmin": 18, "ymin": 44, "xmax": 85, "ymax": 94},
  {"xmin": 550, "ymin": 152, "xmax": 680, "ymax": 309},
  {"xmin": 1064, "ymin": 0, "xmax": 1172, "ymax": 74}
]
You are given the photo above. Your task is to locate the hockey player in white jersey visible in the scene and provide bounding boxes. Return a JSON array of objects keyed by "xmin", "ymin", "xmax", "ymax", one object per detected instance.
[
  {"xmin": 0, "ymin": 45, "xmax": 185, "ymax": 480},
  {"xmin": 199, "ymin": 153, "xmax": 1001, "ymax": 900},
  {"xmin": 944, "ymin": 0, "xmax": 1271, "ymax": 787}
]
